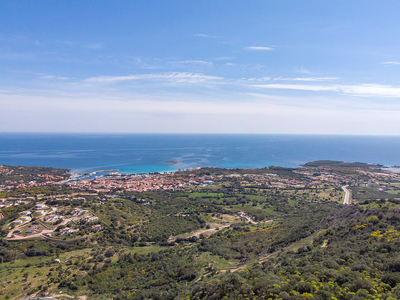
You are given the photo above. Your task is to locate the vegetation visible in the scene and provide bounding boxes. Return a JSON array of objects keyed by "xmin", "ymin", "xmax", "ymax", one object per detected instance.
[
  {"xmin": 1, "ymin": 162, "xmax": 400, "ymax": 299},
  {"xmin": 0, "ymin": 165, "xmax": 70, "ymax": 184}
]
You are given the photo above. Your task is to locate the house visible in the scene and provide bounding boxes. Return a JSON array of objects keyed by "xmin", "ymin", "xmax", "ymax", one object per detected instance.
[
  {"xmin": 59, "ymin": 227, "xmax": 71, "ymax": 234},
  {"xmin": 35, "ymin": 204, "xmax": 46, "ymax": 210},
  {"xmin": 26, "ymin": 225, "xmax": 39, "ymax": 233},
  {"xmin": 44, "ymin": 214, "xmax": 63, "ymax": 222},
  {"xmin": 237, "ymin": 211, "xmax": 247, "ymax": 218},
  {"xmin": 20, "ymin": 216, "xmax": 29, "ymax": 221},
  {"xmin": 91, "ymin": 224, "xmax": 102, "ymax": 231},
  {"xmin": 70, "ymin": 209, "xmax": 87, "ymax": 216},
  {"xmin": 13, "ymin": 219, "xmax": 23, "ymax": 225},
  {"xmin": 21, "ymin": 211, "xmax": 31, "ymax": 215},
  {"xmin": 81, "ymin": 216, "xmax": 98, "ymax": 222},
  {"xmin": 59, "ymin": 227, "xmax": 78, "ymax": 235}
]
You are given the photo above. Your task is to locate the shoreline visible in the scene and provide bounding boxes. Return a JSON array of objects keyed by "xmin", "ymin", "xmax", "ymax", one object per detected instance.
[{"xmin": 64, "ymin": 162, "xmax": 400, "ymax": 182}]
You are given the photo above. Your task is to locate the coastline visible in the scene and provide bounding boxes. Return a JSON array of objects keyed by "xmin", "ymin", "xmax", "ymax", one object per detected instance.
[
  {"xmin": 3, "ymin": 134, "xmax": 400, "ymax": 176},
  {"xmin": 62, "ymin": 162, "xmax": 400, "ymax": 183}
]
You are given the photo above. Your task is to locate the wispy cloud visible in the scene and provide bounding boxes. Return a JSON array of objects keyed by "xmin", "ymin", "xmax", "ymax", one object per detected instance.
[
  {"xmin": 296, "ymin": 67, "xmax": 313, "ymax": 74},
  {"xmin": 171, "ymin": 60, "xmax": 213, "ymax": 66},
  {"xmin": 132, "ymin": 58, "xmax": 162, "ymax": 70},
  {"xmin": 85, "ymin": 72, "xmax": 223, "ymax": 84},
  {"xmin": 251, "ymin": 83, "xmax": 400, "ymax": 98},
  {"xmin": 382, "ymin": 61, "xmax": 400, "ymax": 65},
  {"xmin": 84, "ymin": 43, "xmax": 103, "ymax": 49},
  {"xmin": 40, "ymin": 75, "xmax": 69, "ymax": 80},
  {"xmin": 59, "ymin": 40, "xmax": 75, "ymax": 46},
  {"xmin": 245, "ymin": 46, "xmax": 274, "ymax": 51},
  {"xmin": 213, "ymin": 57, "xmax": 234, "ymax": 61},
  {"xmin": 0, "ymin": 52, "xmax": 33, "ymax": 60},
  {"xmin": 194, "ymin": 33, "xmax": 217, "ymax": 38},
  {"xmin": 253, "ymin": 83, "xmax": 334, "ymax": 92},
  {"xmin": 274, "ymin": 77, "xmax": 339, "ymax": 82},
  {"xmin": 247, "ymin": 77, "xmax": 271, "ymax": 81}
]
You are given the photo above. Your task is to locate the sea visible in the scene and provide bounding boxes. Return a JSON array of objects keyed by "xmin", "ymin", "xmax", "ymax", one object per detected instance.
[{"xmin": 1, "ymin": 133, "xmax": 400, "ymax": 175}]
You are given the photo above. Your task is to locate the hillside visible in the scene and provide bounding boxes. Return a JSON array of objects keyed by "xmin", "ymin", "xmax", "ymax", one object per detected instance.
[{"xmin": 1, "ymin": 162, "xmax": 400, "ymax": 299}]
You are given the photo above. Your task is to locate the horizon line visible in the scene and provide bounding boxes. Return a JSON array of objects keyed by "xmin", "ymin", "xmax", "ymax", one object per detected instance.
[{"xmin": 1, "ymin": 132, "xmax": 400, "ymax": 137}]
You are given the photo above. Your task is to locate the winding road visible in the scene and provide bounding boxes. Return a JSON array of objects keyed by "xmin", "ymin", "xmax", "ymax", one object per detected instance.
[{"xmin": 342, "ymin": 185, "xmax": 351, "ymax": 205}]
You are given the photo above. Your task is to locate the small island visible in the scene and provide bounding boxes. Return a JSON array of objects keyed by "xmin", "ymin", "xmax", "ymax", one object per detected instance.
[{"xmin": 166, "ymin": 160, "xmax": 180, "ymax": 164}]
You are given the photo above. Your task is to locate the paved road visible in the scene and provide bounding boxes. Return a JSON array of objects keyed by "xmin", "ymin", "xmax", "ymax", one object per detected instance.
[{"xmin": 342, "ymin": 185, "xmax": 351, "ymax": 204}]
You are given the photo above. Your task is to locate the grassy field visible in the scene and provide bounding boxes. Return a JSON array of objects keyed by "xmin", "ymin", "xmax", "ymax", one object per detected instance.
[
  {"xmin": 189, "ymin": 192, "xmax": 224, "ymax": 198},
  {"xmin": 386, "ymin": 189, "xmax": 400, "ymax": 195}
]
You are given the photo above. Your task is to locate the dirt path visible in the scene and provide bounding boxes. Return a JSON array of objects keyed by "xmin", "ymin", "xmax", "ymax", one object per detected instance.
[
  {"xmin": 52, "ymin": 294, "xmax": 75, "ymax": 299},
  {"xmin": 168, "ymin": 223, "xmax": 232, "ymax": 242},
  {"xmin": 244, "ymin": 216, "xmax": 258, "ymax": 225},
  {"xmin": 60, "ymin": 217, "xmax": 74, "ymax": 225},
  {"xmin": 258, "ymin": 251, "xmax": 279, "ymax": 264},
  {"xmin": 192, "ymin": 224, "xmax": 232, "ymax": 237}
]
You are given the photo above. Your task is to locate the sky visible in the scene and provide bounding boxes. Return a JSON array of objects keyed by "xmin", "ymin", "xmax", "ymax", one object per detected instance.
[{"xmin": 1, "ymin": 1, "xmax": 400, "ymax": 134}]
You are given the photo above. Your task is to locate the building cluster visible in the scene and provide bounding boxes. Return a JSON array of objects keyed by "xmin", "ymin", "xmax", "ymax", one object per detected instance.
[
  {"xmin": 81, "ymin": 216, "xmax": 98, "ymax": 222},
  {"xmin": 70, "ymin": 208, "xmax": 87, "ymax": 216},
  {"xmin": 44, "ymin": 214, "xmax": 64, "ymax": 222},
  {"xmin": 59, "ymin": 227, "xmax": 78, "ymax": 235},
  {"xmin": 64, "ymin": 173, "xmax": 214, "ymax": 193},
  {"xmin": 237, "ymin": 173, "xmax": 309, "ymax": 189},
  {"xmin": 0, "ymin": 179, "xmax": 64, "ymax": 190}
]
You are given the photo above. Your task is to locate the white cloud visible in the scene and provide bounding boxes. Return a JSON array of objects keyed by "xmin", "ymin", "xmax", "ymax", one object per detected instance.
[
  {"xmin": 172, "ymin": 60, "xmax": 213, "ymax": 66},
  {"xmin": 382, "ymin": 61, "xmax": 400, "ymax": 65},
  {"xmin": 85, "ymin": 72, "xmax": 223, "ymax": 84},
  {"xmin": 194, "ymin": 33, "xmax": 217, "ymax": 38},
  {"xmin": 245, "ymin": 46, "xmax": 274, "ymax": 51},
  {"xmin": 254, "ymin": 83, "xmax": 334, "ymax": 92},
  {"xmin": 296, "ymin": 67, "xmax": 313, "ymax": 74},
  {"xmin": 131, "ymin": 58, "xmax": 162, "ymax": 70},
  {"xmin": 214, "ymin": 57, "xmax": 233, "ymax": 61},
  {"xmin": 40, "ymin": 75, "xmax": 69, "ymax": 80},
  {"xmin": 247, "ymin": 77, "xmax": 271, "ymax": 81},
  {"xmin": 251, "ymin": 83, "xmax": 400, "ymax": 98},
  {"xmin": 274, "ymin": 77, "xmax": 339, "ymax": 82}
]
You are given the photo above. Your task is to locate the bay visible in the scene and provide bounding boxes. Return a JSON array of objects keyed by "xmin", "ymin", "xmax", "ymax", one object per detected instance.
[{"xmin": 1, "ymin": 133, "xmax": 400, "ymax": 174}]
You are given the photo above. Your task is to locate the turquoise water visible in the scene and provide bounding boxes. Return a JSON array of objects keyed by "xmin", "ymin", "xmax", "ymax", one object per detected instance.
[{"xmin": 1, "ymin": 133, "xmax": 400, "ymax": 174}]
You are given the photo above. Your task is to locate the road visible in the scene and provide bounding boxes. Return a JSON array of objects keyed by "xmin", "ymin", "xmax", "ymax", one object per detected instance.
[
  {"xmin": 7, "ymin": 229, "xmax": 55, "ymax": 240},
  {"xmin": 168, "ymin": 223, "xmax": 232, "ymax": 242},
  {"xmin": 342, "ymin": 185, "xmax": 351, "ymax": 204},
  {"xmin": 6, "ymin": 217, "xmax": 74, "ymax": 241}
]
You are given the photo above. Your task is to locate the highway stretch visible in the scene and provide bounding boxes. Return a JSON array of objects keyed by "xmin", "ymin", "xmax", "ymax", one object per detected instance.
[{"xmin": 342, "ymin": 185, "xmax": 351, "ymax": 204}]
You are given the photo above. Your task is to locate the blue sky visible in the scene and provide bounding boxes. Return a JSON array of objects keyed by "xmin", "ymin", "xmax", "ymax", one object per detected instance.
[{"xmin": 1, "ymin": 1, "xmax": 400, "ymax": 134}]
